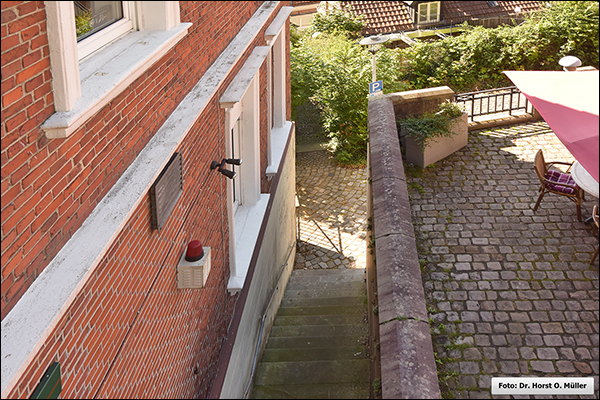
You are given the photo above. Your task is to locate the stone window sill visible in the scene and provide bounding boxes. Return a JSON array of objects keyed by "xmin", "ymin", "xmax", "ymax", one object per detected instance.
[
  {"xmin": 41, "ymin": 23, "xmax": 191, "ymax": 139},
  {"xmin": 228, "ymin": 194, "xmax": 270, "ymax": 292}
]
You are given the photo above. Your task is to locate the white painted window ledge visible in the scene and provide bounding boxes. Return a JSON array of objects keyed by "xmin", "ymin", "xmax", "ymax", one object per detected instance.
[
  {"xmin": 41, "ymin": 23, "xmax": 191, "ymax": 139},
  {"xmin": 267, "ymin": 121, "xmax": 293, "ymax": 176},
  {"xmin": 228, "ymin": 194, "xmax": 270, "ymax": 292},
  {"xmin": 265, "ymin": 6, "xmax": 293, "ymax": 42}
]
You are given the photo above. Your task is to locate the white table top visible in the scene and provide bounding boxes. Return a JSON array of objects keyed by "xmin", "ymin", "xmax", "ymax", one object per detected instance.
[{"xmin": 572, "ymin": 161, "xmax": 599, "ymax": 198}]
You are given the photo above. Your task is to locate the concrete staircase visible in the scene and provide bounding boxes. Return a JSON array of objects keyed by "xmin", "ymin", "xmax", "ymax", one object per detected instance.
[{"xmin": 251, "ymin": 268, "xmax": 370, "ymax": 399}]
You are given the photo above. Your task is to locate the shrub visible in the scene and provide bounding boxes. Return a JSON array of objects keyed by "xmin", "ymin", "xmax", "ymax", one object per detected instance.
[
  {"xmin": 398, "ymin": 102, "xmax": 464, "ymax": 149},
  {"xmin": 292, "ymin": 31, "xmax": 408, "ymax": 165}
]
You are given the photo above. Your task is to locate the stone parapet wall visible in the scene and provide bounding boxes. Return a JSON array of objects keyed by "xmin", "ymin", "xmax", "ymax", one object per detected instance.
[
  {"xmin": 367, "ymin": 96, "xmax": 441, "ymax": 398},
  {"xmin": 384, "ymin": 86, "xmax": 454, "ymax": 119}
]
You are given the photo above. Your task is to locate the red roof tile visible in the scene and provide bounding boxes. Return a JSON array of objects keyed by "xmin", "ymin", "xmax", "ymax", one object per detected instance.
[
  {"xmin": 342, "ymin": 1, "xmax": 414, "ymax": 35},
  {"xmin": 340, "ymin": 1, "xmax": 544, "ymax": 36},
  {"xmin": 444, "ymin": 1, "xmax": 543, "ymax": 24}
]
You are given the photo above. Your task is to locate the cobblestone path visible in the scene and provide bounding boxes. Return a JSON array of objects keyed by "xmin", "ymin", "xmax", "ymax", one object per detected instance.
[
  {"xmin": 294, "ymin": 150, "xmax": 368, "ymax": 271},
  {"xmin": 406, "ymin": 121, "xmax": 599, "ymax": 399}
]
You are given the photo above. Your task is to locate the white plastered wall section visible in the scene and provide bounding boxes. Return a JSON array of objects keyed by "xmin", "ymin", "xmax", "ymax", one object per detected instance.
[{"xmin": 0, "ymin": 3, "xmax": 282, "ymax": 397}]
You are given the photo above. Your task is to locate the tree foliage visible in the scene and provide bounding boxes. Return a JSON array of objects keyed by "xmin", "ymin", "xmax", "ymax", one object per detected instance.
[
  {"xmin": 292, "ymin": 32, "xmax": 408, "ymax": 165},
  {"xmin": 291, "ymin": 1, "xmax": 599, "ymax": 164},
  {"xmin": 400, "ymin": 1, "xmax": 599, "ymax": 92},
  {"xmin": 311, "ymin": 2, "xmax": 366, "ymax": 39}
]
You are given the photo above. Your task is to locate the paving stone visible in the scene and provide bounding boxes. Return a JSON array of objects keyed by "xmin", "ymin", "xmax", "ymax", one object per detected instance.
[
  {"xmin": 537, "ymin": 348, "xmax": 559, "ymax": 360},
  {"xmin": 530, "ymin": 360, "xmax": 555, "ymax": 373},
  {"xmin": 506, "ymin": 335, "xmax": 523, "ymax": 347},
  {"xmin": 573, "ymin": 361, "xmax": 592, "ymax": 374},
  {"xmin": 575, "ymin": 348, "xmax": 592, "ymax": 360},
  {"xmin": 519, "ymin": 347, "xmax": 537, "ymax": 360},
  {"xmin": 463, "ymin": 348, "xmax": 482, "ymax": 360},
  {"xmin": 499, "ymin": 361, "xmax": 520, "ymax": 374},
  {"xmin": 481, "ymin": 361, "xmax": 498, "ymax": 374},
  {"xmin": 556, "ymin": 360, "xmax": 576, "ymax": 373},
  {"xmin": 498, "ymin": 347, "xmax": 519, "ymax": 359},
  {"xmin": 460, "ymin": 361, "xmax": 480, "ymax": 374},
  {"xmin": 541, "ymin": 322, "xmax": 563, "ymax": 333}
]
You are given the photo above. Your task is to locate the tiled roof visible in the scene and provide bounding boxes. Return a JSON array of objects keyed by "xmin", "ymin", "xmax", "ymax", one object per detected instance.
[
  {"xmin": 342, "ymin": 1, "xmax": 414, "ymax": 35},
  {"xmin": 341, "ymin": 1, "xmax": 544, "ymax": 36},
  {"xmin": 443, "ymin": 1, "xmax": 543, "ymax": 24}
]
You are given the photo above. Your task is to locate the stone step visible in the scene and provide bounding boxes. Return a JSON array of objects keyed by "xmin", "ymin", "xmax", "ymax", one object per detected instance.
[
  {"xmin": 291, "ymin": 268, "xmax": 366, "ymax": 278},
  {"xmin": 266, "ymin": 333, "xmax": 366, "ymax": 349},
  {"xmin": 280, "ymin": 296, "xmax": 365, "ymax": 308},
  {"xmin": 288, "ymin": 274, "xmax": 366, "ymax": 290},
  {"xmin": 276, "ymin": 304, "xmax": 365, "ymax": 316},
  {"xmin": 269, "ymin": 323, "xmax": 367, "ymax": 339},
  {"xmin": 273, "ymin": 314, "xmax": 365, "ymax": 327},
  {"xmin": 285, "ymin": 279, "xmax": 365, "ymax": 293},
  {"xmin": 260, "ymin": 345, "xmax": 367, "ymax": 362},
  {"xmin": 283, "ymin": 288, "xmax": 366, "ymax": 299},
  {"xmin": 254, "ymin": 359, "xmax": 370, "ymax": 386},
  {"xmin": 251, "ymin": 383, "xmax": 369, "ymax": 399},
  {"xmin": 252, "ymin": 268, "xmax": 370, "ymax": 399}
]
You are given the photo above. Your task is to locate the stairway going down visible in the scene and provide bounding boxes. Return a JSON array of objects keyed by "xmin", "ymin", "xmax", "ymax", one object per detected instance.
[{"xmin": 251, "ymin": 268, "xmax": 370, "ymax": 399}]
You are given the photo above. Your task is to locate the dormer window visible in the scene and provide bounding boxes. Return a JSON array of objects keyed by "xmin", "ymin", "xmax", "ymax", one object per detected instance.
[{"xmin": 417, "ymin": 1, "xmax": 440, "ymax": 24}]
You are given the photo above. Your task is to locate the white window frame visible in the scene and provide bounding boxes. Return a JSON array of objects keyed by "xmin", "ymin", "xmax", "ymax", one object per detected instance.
[
  {"xmin": 265, "ymin": 6, "xmax": 291, "ymax": 176},
  {"xmin": 417, "ymin": 1, "xmax": 441, "ymax": 24},
  {"xmin": 218, "ymin": 6, "xmax": 293, "ymax": 292},
  {"xmin": 219, "ymin": 47, "xmax": 269, "ymax": 291},
  {"xmin": 77, "ymin": 1, "xmax": 136, "ymax": 61},
  {"xmin": 42, "ymin": 1, "xmax": 189, "ymax": 138},
  {"xmin": 227, "ymin": 102, "xmax": 243, "ymax": 214}
]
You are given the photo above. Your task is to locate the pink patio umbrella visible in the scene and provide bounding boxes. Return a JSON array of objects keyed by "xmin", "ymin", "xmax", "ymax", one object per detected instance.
[{"xmin": 504, "ymin": 70, "xmax": 599, "ymax": 182}]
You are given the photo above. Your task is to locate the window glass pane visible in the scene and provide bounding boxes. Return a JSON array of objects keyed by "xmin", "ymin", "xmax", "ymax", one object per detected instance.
[
  {"xmin": 74, "ymin": 1, "xmax": 123, "ymax": 42},
  {"xmin": 418, "ymin": 4, "xmax": 427, "ymax": 22},
  {"xmin": 232, "ymin": 117, "xmax": 241, "ymax": 209},
  {"xmin": 429, "ymin": 3, "xmax": 438, "ymax": 19}
]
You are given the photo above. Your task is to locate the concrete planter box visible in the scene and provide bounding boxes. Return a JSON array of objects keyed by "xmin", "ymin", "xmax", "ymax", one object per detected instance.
[{"xmin": 402, "ymin": 112, "xmax": 468, "ymax": 168}]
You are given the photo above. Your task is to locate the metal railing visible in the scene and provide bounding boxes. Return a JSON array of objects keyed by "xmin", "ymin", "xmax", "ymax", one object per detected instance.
[{"xmin": 454, "ymin": 86, "xmax": 533, "ymax": 121}]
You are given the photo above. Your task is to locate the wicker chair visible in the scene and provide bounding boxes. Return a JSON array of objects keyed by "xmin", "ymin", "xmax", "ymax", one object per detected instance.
[
  {"xmin": 533, "ymin": 149, "xmax": 584, "ymax": 221},
  {"xmin": 592, "ymin": 205, "xmax": 599, "ymax": 265}
]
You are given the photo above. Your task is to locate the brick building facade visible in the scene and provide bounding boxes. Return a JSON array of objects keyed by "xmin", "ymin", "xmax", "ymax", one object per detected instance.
[{"xmin": 1, "ymin": 1, "xmax": 295, "ymax": 398}]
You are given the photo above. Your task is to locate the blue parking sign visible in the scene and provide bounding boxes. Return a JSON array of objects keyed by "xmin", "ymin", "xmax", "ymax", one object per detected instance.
[{"xmin": 369, "ymin": 80, "xmax": 383, "ymax": 97}]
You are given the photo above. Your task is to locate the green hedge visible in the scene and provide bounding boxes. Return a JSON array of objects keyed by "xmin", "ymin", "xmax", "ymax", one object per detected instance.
[{"xmin": 401, "ymin": 1, "xmax": 599, "ymax": 92}]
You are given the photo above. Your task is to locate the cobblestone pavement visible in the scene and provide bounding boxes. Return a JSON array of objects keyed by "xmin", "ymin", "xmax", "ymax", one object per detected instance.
[
  {"xmin": 406, "ymin": 121, "xmax": 599, "ymax": 399},
  {"xmin": 294, "ymin": 150, "xmax": 368, "ymax": 271}
]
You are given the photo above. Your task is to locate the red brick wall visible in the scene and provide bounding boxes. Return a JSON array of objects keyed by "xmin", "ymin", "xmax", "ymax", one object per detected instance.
[
  {"xmin": 1, "ymin": 1, "xmax": 289, "ymax": 398},
  {"xmin": 0, "ymin": 1, "xmax": 262, "ymax": 318},
  {"xmin": 1, "ymin": 0, "xmax": 54, "ymax": 316},
  {"xmin": 260, "ymin": 61, "xmax": 270, "ymax": 193}
]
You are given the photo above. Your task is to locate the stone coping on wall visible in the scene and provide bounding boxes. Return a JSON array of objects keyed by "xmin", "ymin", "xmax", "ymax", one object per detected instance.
[{"xmin": 368, "ymin": 95, "xmax": 441, "ymax": 399}]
